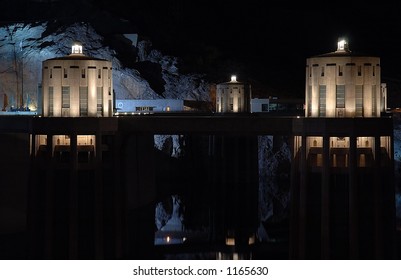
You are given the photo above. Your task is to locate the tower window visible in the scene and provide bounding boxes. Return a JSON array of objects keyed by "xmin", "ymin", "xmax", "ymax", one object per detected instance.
[
  {"xmin": 62, "ymin": 86, "xmax": 70, "ymax": 108},
  {"xmin": 321, "ymin": 67, "xmax": 325, "ymax": 77},
  {"xmin": 97, "ymin": 87, "xmax": 103, "ymax": 117},
  {"xmin": 319, "ymin": 85, "xmax": 326, "ymax": 117},
  {"xmin": 307, "ymin": 85, "xmax": 312, "ymax": 117},
  {"xmin": 355, "ymin": 85, "xmax": 363, "ymax": 117},
  {"xmin": 81, "ymin": 68, "xmax": 86, "ymax": 78},
  {"xmin": 372, "ymin": 85, "xmax": 377, "ymax": 116},
  {"xmin": 357, "ymin": 66, "xmax": 362, "ymax": 76},
  {"xmin": 79, "ymin": 87, "xmax": 88, "ymax": 116},
  {"xmin": 338, "ymin": 65, "xmax": 343, "ymax": 76},
  {"xmin": 48, "ymin": 87, "xmax": 54, "ymax": 116},
  {"xmin": 336, "ymin": 85, "xmax": 345, "ymax": 108}
]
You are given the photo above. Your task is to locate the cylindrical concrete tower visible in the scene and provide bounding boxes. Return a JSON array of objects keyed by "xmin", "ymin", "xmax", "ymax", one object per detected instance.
[
  {"xmin": 42, "ymin": 42, "xmax": 113, "ymax": 117},
  {"xmin": 305, "ymin": 38, "xmax": 386, "ymax": 118},
  {"xmin": 216, "ymin": 75, "xmax": 251, "ymax": 113},
  {"xmin": 290, "ymin": 38, "xmax": 396, "ymax": 260}
]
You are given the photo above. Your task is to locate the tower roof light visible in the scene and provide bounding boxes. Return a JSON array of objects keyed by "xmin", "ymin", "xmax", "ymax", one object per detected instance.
[
  {"xmin": 336, "ymin": 38, "xmax": 350, "ymax": 52},
  {"xmin": 71, "ymin": 42, "xmax": 83, "ymax": 55}
]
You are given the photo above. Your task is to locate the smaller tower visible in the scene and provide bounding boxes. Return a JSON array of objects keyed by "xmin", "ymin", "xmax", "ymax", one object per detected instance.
[{"xmin": 216, "ymin": 75, "xmax": 251, "ymax": 113}]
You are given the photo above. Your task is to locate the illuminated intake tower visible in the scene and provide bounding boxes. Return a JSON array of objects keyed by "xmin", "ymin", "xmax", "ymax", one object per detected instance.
[
  {"xmin": 216, "ymin": 75, "xmax": 251, "ymax": 112},
  {"xmin": 305, "ymin": 38, "xmax": 387, "ymax": 118},
  {"xmin": 290, "ymin": 39, "xmax": 396, "ymax": 259},
  {"xmin": 28, "ymin": 42, "xmax": 119, "ymax": 259},
  {"xmin": 42, "ymin": 42, "xmax": 113, "ymax": 117}
]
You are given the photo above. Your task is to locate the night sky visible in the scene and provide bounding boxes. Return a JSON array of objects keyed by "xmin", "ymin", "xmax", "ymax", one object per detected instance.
[
  {"xmin": 3, "ymin": 1, "xmax": 401, "ymax": 99},
  {"xmin": 97, "ymin": 2, "xmax": 401, "ymax": 99}
]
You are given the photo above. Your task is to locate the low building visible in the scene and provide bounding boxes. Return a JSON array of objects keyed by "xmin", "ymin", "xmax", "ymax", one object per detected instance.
[
  {"xmin": 250, "ymin": 98, "xmax": 269, "ymax": 113},
  {"xmin": 251, "ymin": 97, "xmax": 304, "ymax": 115},
  {"xmin": 115, "ymin": 99, "xmax": 184, "ymax": 114}
]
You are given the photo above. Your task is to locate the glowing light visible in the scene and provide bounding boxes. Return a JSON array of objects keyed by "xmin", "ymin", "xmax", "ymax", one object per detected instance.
[
  {"xmin": 225, "ymin": 237, "xmax": 235, "ymax": 246},
  {"xmin": 230, "ymin": 75, "xmax": 237, "ymax": 82},
  {"xmin": 28, "ymin": 103, "xmax": 37, "ymax": 111},
  {"xmin": 248, "ymin": 234, "xmax": 256, "ymax": 245},
  {"xmin": 337, "ymin": 38, "xmax": 348, "ymax": 52},
  {"xmin": 71, "ymin": 42, "xmax": 83, "ymax": 55},
  {"xmin": 166, "ymin": 236, "xmax": 170, "ymax": 243}
]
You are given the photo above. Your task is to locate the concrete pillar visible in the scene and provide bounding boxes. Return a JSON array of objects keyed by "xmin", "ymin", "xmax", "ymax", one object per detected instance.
[
  {"xmin": 374, "ymin": 135, "xmax": 383, "ymax": 258},
  {"xmin": 27, "ymin": 134, "xmax": 37, "ymax": 257},
  {"xmin": 289, "ymin": 135, "xmax": 300, "ymax": 259},
  {"xmin": 348, "ymin": 135, "xmax": 358, "ymax": 258},
  {"xmin": 44, "ymin": 134, "xmax": 54, "ymax": 258},
  {"xmin": 113, "ymin": 133, "xmax": 123, "ymax": 259},
  {"xmin": 94, "ymin": 132, "xmax": 104, "ymax": 259},
  {"xmin": 69, "ymin": 133, "xmax": 78, "ymax": 259},
  {"xmin": 298, "ymin": 135, "xmax": 307, "ymax": 259},
  {"xmin": 208, "ymin": 135, "xmax": 258, "ymax": 256},
  {"xmin": 321, "ymin": 135, "xmax": 330, "ymax": 259},
  {"xmin": 123, "ymin": 133, "xmax": 156, "ymax": 259}
]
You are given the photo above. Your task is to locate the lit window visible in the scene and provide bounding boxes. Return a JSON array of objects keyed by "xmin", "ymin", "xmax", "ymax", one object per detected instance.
[
  {"xmin": 62, "ymin": 86, "xmax": 70, "ymax": 108},
  {"xmin": 97, "ymin": 87, "xmax": 103, "ymax": 117},
  {"xmin": 372, "ymin": 85, "xmax": 376, "ymax": 116},
  {"xmin": 355, "ymin": 85, "xmax": 363, "ymax": 117},
  {"xmin": 225, "ymin": 238, "xmax": 235, "ymax": 246},
  {"xmin": 319, "ymin": 85, "xmax": 326, "ymax": 117},
  {"xmin": 336, "ymin": 85, "xmax": 345, "ymax": 108},
  {"xmin": 79, "ymin": 87, "xmax": 88, "ymax": 116},
  {"xmin": 48, "ymin": 87, "xmax": 54, "ymax": 116}
]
